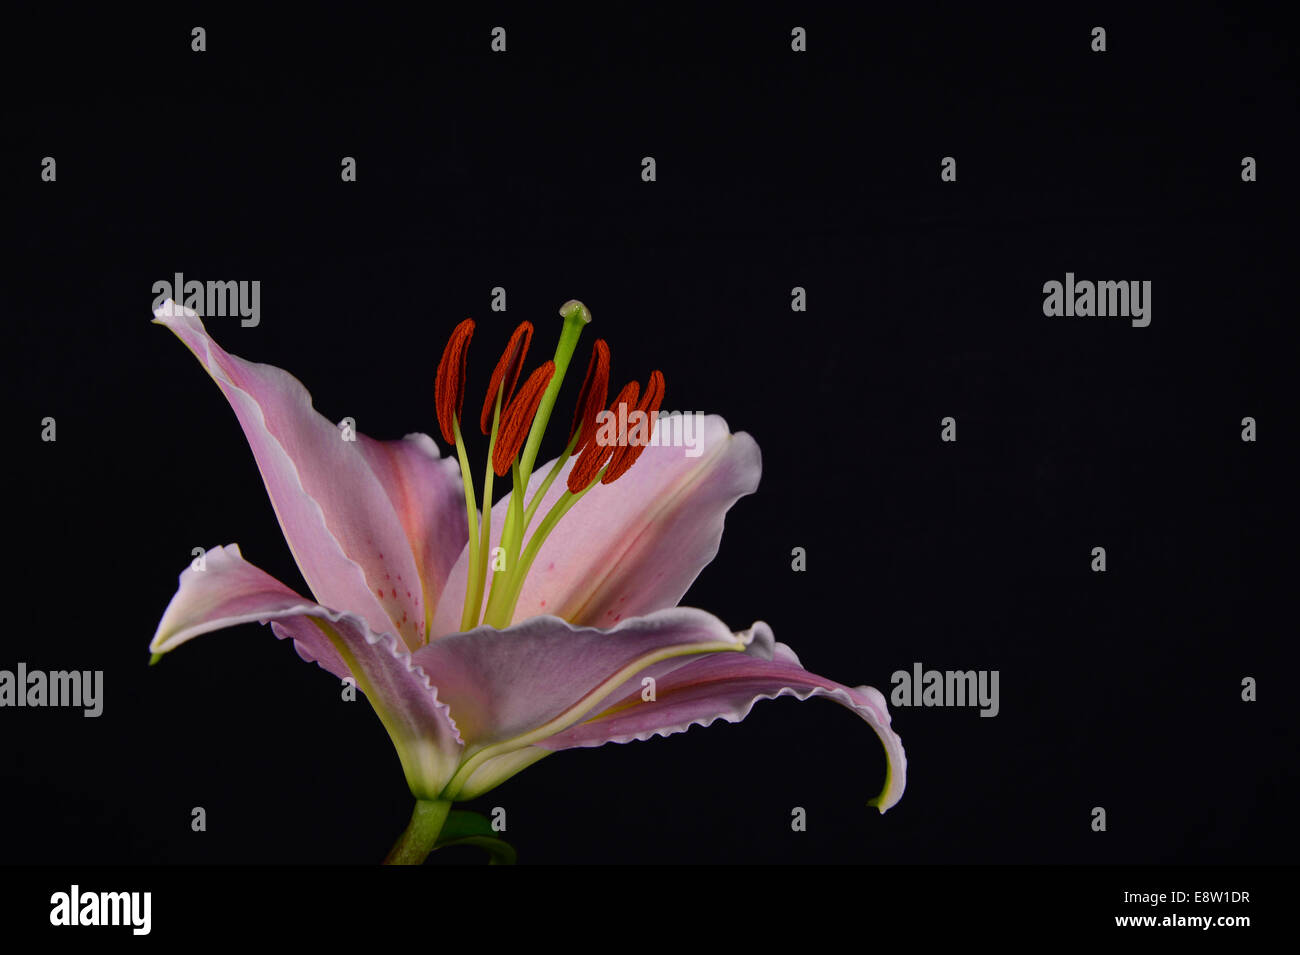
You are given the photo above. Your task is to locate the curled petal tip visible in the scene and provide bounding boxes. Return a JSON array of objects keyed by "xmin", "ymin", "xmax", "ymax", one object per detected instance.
[{"xmin": 151, "ymin": 298, "xmax": 183, "ymax": 324}]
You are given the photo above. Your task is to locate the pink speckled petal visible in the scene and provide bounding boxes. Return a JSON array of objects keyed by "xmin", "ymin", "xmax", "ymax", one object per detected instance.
[
  {"xmin": 149, "ymin": 543, "xmax": 463, "ymax": 797},
  {"xmin": 430, "ymin": 414, "xmax": 760, "ymax": 636},
  {"xmin": 356, "ymin": 431, "xmax": 468, "ymax": 638},
  {"xmin": 155, "ymin": 302, "xmax": 464, "ymax": 648}
]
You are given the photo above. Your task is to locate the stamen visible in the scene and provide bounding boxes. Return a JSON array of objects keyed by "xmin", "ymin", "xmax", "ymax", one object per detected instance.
[
  {"xmin": 434, "ymin": 319, "xmax": 474, "ymax": 445},
  {"xmin": 567, "ymin": 380, "xmax": 638, "ymax": 493},
  {"xmin": 568, "ymin": 339, "xmax": 610, "ymax": 454},
  {"xmin": 492, "ymin": 361, "xmax": 556, "ymax": 476},
  {"xmin": 603, "ymin": 370, "xmax": 665, "ymax": 484},
  {"xmin": 480, "ymin": 321, "xmax": 533, "ymax": 434}
]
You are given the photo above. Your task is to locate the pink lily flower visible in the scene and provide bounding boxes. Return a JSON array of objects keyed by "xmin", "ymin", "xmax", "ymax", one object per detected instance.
[{"xmin": 148, "ymin": 297, "xmax": 906, "ymax": 863}]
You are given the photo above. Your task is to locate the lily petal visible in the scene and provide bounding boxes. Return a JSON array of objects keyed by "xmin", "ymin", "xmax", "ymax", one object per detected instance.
[
  {"xmin": 430, "ymin": 414, "xmax": 760, "ymax": 636},
  {"xmin": 355, "ymin": 431, "xmax": 468, "ymax": 639},
  {"xmin": 412, "ymin": 607, "xmax": 753, "ymax": 797},
  {"xmin": 155, "ymin": 302, "xmax": 462, "ymax": 648},
  {"xmin": 150, "ymin": 543, "xmax": 464, "ymax": 797},
  {"xmin": 536, "ymin": 623, "xmax": 908, "ymax": 813}
]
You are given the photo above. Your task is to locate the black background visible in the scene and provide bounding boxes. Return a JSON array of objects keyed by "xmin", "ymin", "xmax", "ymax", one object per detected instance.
[{"xmin": 3, "ymin": 7, "xmax": 1293, "ymax": 866}]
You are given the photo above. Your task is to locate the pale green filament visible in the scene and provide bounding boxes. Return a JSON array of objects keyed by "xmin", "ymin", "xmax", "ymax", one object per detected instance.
[
  {"xmin": 453, "ymin": 417, "xmax": 481, "ymax": 636},
  {"xmin": 461, "ymin": 392, "xmax": 503, "ymax": 632},
  {"xmin": 510, "ymin": 463, "xmax": 526, "ymax": 557},
  {"xmin": 484, "ymin": 466, "xmax": 605, "ymax": 629},
  {"xmin": 523, "ymin": 431, "xmax": 579, "ymax": 533},
  {"xmin": 481, "ymin": 464, "xmax": 525, "ymax": 626}
]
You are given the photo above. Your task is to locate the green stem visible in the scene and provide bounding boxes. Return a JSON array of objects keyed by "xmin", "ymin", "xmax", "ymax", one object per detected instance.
[{"xmin": 382, "ymin": 798, "xmax": 452, "ymax": 865}]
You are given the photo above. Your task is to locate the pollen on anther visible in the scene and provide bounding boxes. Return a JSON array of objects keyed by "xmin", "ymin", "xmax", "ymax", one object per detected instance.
[
  {"xmin": 567, "ymin": 379, "xmax": 638, "ymax": 492},
  {"xmin": 602, "ymin": 370, "xmax": 664, "ymax": 484},
  {"xmin": 481, "ymin": 321, "xmax": 534, "ymax": 434},
  {"xmin": 492, "ymin": 360, "xmax": 555, "ymax": 476},
  {"xmin": 434, "ymin": 319, "xmax": 475, "ymax": 445},
  {"xmin": 569, "ymin": 339, "xmax": 610, "ymax": 454}
]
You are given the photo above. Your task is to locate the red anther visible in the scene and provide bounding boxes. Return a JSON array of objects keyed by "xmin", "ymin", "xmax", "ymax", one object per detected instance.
[
  {"xmin": 481, "ymin": 321, "xmax": 534, "ymax": 434},
  {"xmin": 568, "ymin": 339, "xmax": 610, "ymax": 454},
  {"xmin": 566, "ymin": 380, "xmax": 639, "ymax": 493},
  {"xmin": 434, "ymin": 319, "xmax": 475, "ymax": 445},
  {"xmin": 492, "ymin": 361, "xmax": 555, "ymax": 476},
  {"xmin": 602, "ymin": 370, "xmax": 665, "ymax": 484}
]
